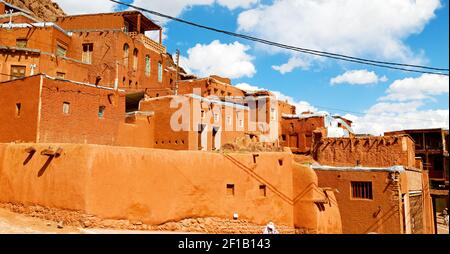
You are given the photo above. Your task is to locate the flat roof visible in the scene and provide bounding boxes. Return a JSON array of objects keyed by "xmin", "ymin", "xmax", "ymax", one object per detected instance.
[
  {"xmin": 56, "ymin": 11, "xmax": 161, "ymax": 31},
  {"xmin": 312, "ymin": 164, "xmax": 405, "ymax": 173}
]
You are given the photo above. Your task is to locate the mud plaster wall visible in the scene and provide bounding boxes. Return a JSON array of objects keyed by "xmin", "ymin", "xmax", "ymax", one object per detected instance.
[
  {"xmin": 0, "ymin": 143, "xmax": 297, "ymax": 227},
  {"xmin": 314, "ymin": 136, "xmax": 416, "ymax": 168},
  {"xmin": 315, "ymin": 170, "xmax": 403, "ymax": 234},
  {"xmin": 292, "ymin": 163, "xmax": 342, "ymax": 233},
  {"xmin": 0, "ymin": 75, "xmax": 40, "ymax": 143}
]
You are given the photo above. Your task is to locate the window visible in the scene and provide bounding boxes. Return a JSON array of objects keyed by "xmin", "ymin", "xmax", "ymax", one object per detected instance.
[
  {"xmin": 16, "ymin": 39, "xmax": 27, "ymax": 48},
  {"xmin": 15, "ymin": 103, "xmax": 21, "ymax": 117},
  {"xmin": 62, "ymin": 102, "xmax": 70, "ymax": 115},
  {"xmin": 98, "ymin": 106, "xmax": 106, "ymax": 119},
  {"xmin": 10, "ymin": 65, "xmax": 26, "ymax": 80},
  {"xmin": 56, "ymin": 44, "xmax": 67, "ymax": 57},
  {"xmin": 213, "ymin": 113, "xmax": 220, "ymax": 123},
  {"xmin": 158, "ymin": 62, "xmax": 163, "ymax": 82},
  {"xmin": 270, "ymin": 107, "xmax": 276, "ymax": 121},
  {"xmin": 351, "ymin": 181, "xmax": 373, "ymax": 200},
  {"xmin": 201, "ymin": 110, "xmax": 206, "ymax": 119},
  {"xmin": 145, "ymin": 55, "xmax": 151, "ymax": 77},
  {"xmin": 82, "ymin": 43, "xmax": 93, "ymax": 64},
  {"xmin": 259, "ymin": 185, "xmax": 267, "ymax": 197},
  {"xmin": 133, "ymin": 48, "xmax": 139, "ymax": 71},
  {"xmin": 227, "ymin": 184, "xmax": 235, "ymax": 196},
  {"xmin": 56, "ymin": 72, "xmax": 65, "ymax": 79},
  {"xmin": 123, "ymin": 44, "xmax": 129, "ymax": 67},
  {"xmin": 226, "ymin": 115, "xmax": 231, "ymax": 125}
]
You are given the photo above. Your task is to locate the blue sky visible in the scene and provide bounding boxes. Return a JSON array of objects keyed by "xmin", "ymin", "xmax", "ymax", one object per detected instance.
[{"xmin": 54, "ymin": 0, "xmax": 449, "ymax": 134}]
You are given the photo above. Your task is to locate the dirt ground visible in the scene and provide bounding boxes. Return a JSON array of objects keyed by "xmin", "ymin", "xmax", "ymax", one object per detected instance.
[{"xmin": 1, "ymin": 207, "xmax": 448, "ymax": 234}]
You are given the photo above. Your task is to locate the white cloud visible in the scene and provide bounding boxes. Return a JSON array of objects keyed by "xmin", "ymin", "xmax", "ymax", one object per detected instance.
[
  {"xmin": 272, "ymin": 56, "xmax": 310, "ymax": 74},
  {"xmin": 238, "ymin": 0, "xmax": 441, "ymax": 73},
  {"xmin": 330, "ymin": 70, "xmax": 388, "ymax": 85},
  {"xmin": 349, "ymin": 105, "xmax": 449, "ymax": 136},
  {"xmin": 217, "ymin": 0, "xmax": 258, "ymax": 10},
  {"xmin": 235, "ymin": 83, "xmax": 318, "ymax": 113},
  {"xmin": 132, "ymin": 0, "xmax": 257, "ymax": 23},
  {"xmin": 53, "ymin": 0, "xmax": 117, "ymax": 14},
  {"xmin": 380, "ymin": 74, "xmax": 449, "ymax": 102},
  {"xmin": 181, "ymin": 40, "xmax": 256, "ymax": 79},
  {"xmin": 346, "ymin": 74, "xmax": 449, "ymax": 135}
]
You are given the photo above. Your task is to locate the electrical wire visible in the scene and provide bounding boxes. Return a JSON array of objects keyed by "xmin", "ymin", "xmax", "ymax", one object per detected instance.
[{"xmin": 109, "ymin": 0, "xmax": 449, "ymax": 76}]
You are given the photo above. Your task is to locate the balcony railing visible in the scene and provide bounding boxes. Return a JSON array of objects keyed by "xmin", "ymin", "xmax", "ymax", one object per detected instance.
[{"xmin": 128, "ymin": 32, "xmax": 166, "ymax": 54}]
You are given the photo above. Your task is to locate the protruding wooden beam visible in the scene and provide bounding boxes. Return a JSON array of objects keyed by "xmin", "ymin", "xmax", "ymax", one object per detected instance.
[
  {"xmin": 41, "ymin": 147, "xmax": 63, "ymax": 157},
  {"xmin": 25, "ymin": 146, "xmax": 36, "ymax": 153}
]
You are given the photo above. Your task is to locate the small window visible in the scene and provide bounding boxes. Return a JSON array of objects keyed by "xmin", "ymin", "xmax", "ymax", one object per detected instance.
[
  {"xmin": 133, "ymin": 48, "xmax": 139, "ymax": 71},
  {"xmin": 226, "ymin": 115, "xmax": 231, "ymax": 125},
  {"xmin": 201, "ymin": 110, "xmax": 206, "ymax": 119},
  {"xmin": 351, "ymin": 181, "xmax": 373, "ymax": 200},
  {"xmin": 82, "ymin": 43, "xmax": 93, "ymax": 64},
  {"xmin": 213, "ymin": 113, "xmax": 220, "ymax": 122},
  {"xmin": 145, "ymin": 55, "xmax": 151, "ymax": 77},
  {"xmin": 10, "ymin": 65, "xmax": 26, "ymax": 80},
  {"xmin": 158, "ymin": 62, "xmax": 163, "ymax": 82},
  {"xmin": 123, "ymin": 43, "xmax": 129, "ymax": 67},
  {"xmin": 56, "ymin": 72, "xmax": 65, "ymax": 79},
  {"xmin": 281, "ymin": 134, "xmax": 286, "ymax": 141},
  {"xmin": 56, "ymin": 44, "xmax": 67, "ymax": 57},
  {"xmin": 259, "ymin": 185, "xmax": 267, "ymax": 197},
  {"xmin": 62, "ymin": 102, "xmax": 70, "ymax": 115},
  {"xmin": 15, "ymin": 103, "xmax": 21, "ymax": 117},
  {"xmin": 278, "ymin": 159, "xmax": 283, "ymax": 166},
  {"xmin": 226, "ymin": 184, "xmax": 235, "ymax": 196},
  {"xmin": 16, "ymin": 39, "xmax": 27, "ymax": 48},
  {"xmin": 98, "ymin": 106, "xmax": 106, "ymax": 119}
]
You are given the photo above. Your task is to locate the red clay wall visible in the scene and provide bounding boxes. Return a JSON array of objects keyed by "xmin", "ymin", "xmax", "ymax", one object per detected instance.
[
  {"xmin": 0, "ymin": 143, "xmax": 295, "ymax": 227},
  {"xmin": 0, "ymin": 75, "xmax": 40, "ymax": 143},
  {"xmin": 281, "ymin": 116, "xmax": 325, "ymax": 153},
  {"xmin": 314, "ymin": 135, "xmax": 416, "ymax": 168},
  {"xmin": 316, "ymin": 170, "xmax": 403, "ymax": 234},
  {"xmin": 292, "ymin": 163, "xmax": 342, "ymax": 233},
  {"xmin": 38, "ymin": 78, "xmax": 125, "ymax": 145}
]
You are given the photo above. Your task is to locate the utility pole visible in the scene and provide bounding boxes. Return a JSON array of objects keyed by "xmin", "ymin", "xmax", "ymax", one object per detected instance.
[{"xmin": 175, "ymin": 49, "xmax": 180, "ymax": 95}]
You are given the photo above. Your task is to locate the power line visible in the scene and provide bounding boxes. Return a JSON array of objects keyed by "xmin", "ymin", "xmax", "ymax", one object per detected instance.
[{"xmin": 109, "ymin": 0, "xmax": 449, "ymax": 76}]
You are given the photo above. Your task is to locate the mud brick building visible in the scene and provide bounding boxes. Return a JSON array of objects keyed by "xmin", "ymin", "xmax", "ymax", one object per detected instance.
[
  {"xmin": 311, "ymin": 135, "xmax": 435, "ymax": 234},
  {"xmin": 280, "ymin": 112, "xmax": 354, "ymax": 154},
  {"xmin": 0, "ymin": 1, "xmax": 437, "ymax": 234},
  {"xmin": 385, "ymin": 128, "xmax": 449, "ymax": 232}
]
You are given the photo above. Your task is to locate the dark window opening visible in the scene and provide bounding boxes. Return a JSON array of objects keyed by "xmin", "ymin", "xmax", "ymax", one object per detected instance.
[
  {"xmin": 259, "ymin": 185, "xmax": 267, "ymax": 197},
  {"xmin": 253, "ymin": 154, "xmax": 259, "ymax": 164},
  {"xmin": 351, "ymin": 181, "xmax": 373, "ymax": 200},
  {"xmin": 278, "ymin": 159, "xmax": 283, "ymax": 166},
  {"xmin": 15, "ymin": 103, "xmax": 21, "ymax": 117},
  {"xmin": 227, "ymin": 184, "xmax": 235, "ymax": 196},
  {"xmin": 98, "ymin": 106, "xmax": 106, "ymax": 119}
]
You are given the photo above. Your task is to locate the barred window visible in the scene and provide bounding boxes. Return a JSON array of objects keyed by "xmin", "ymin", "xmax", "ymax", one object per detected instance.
[{"xmin": 351, "ymin": 181, "xmax": 373, "ymax": 200}]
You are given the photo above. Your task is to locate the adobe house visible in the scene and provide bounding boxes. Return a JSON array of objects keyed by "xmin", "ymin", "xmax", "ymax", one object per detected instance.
[
  {"xmin": 280, "ymin": 112, "xmax": 354, "ymax": 154},
  {"xmin": 0, "ymin": 74, "xmax": 154, "ymax": 148},
  {"xmin": 139, "ymin": 94, "xmax": 252, "ymax": 151},
  {"xmin": 311, "ymin": 135, "xmax": 435, "ymax": 234},
  {"xmin": 0, "ymin": 6, "xmax": 178, "ymax": 93},
  {"xmin": 313, "ymin": 165, "xmax": 434, "ymax": 234},
  {"xmin": 385, "ymin": 128, "xmax": 449, "ymax": 232}
]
